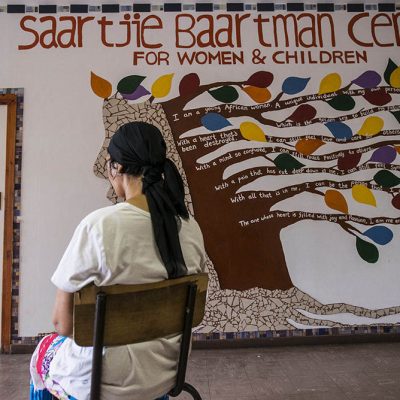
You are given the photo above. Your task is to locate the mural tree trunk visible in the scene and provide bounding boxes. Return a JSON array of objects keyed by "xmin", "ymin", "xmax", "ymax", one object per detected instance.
[{"xmin": 163, "ymin": 99, "xmax": 294, "ymax": 289}]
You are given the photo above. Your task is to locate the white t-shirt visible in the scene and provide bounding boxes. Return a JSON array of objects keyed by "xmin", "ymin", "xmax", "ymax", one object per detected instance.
[{"xmin": 49, "ymin": 202, "xmax": 206, "ymax": 400}]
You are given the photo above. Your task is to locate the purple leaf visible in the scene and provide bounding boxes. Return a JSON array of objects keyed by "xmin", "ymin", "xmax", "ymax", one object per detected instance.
[
  {"xmin": 369, "ymin": 146, "xmax": 397, "ymax": 164},
  {"xmin": 121, "ymin": 85, "xmax": 150, "ymax": 100},
  {"xmin": 352, "ymin": 70, "xmax": 381, "ymax": 89}
]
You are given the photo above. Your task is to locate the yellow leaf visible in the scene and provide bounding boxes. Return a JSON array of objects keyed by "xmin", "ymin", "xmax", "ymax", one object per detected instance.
[
  {"xmin": 242, "ymin": 86, "xmax": 271, "ymax": 103},
  {"xmin": 239, "ymin": 122, "xmax": 266, "ymax": 142},
  {"xmin": 324, "ymin": 189, "xmax": 348, "ymax": 214},
  {"xmin": 91, "ymin": 71, "xmax": 112, "ymax": 99},
  {"xmin": 295, "ymin": 138, "xmax": 325, "ymax": 155},
  {"xmin": 318, "ymin": 73, "xmax": 342, "ymax": 94},
  {"xmin": 390, "ymin": 67, "xmax": 400, "ymax": 88},
  {"xmin": 151, "ymin": 73, "xmax": 174, "ymax": 98},
  {"xmin": 357, "ymin": 116, "xmax": 384, "ymax": 137},
  {"xmin": 352, "ymin": 184, "xmax": 376, "ymax": 207}
]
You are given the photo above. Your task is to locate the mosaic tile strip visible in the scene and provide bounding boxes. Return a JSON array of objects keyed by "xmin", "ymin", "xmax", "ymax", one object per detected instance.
[
  {"xmin": 192, "ymin": 324, "xmax": 400, "ymax": 341},
  {"xmin": 0, "ymin": 88, "xmax": 24, "ymax": 343},
  {"xmin": 12, "ymin": 325, "xmax": 400, "ymax": 346},
  {"xmin": 1, "ymin": 3, "xmax": 399, "ymax": 13}
]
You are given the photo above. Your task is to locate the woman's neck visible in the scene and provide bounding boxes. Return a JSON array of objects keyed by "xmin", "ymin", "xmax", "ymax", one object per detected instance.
[{"xmin": 123, "ymin": 177, "xmax": 149, "ymax": 211}]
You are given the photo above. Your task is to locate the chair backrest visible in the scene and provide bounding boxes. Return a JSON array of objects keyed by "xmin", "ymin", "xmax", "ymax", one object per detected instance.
[{"xmin": 73, "ymin": 273, "xmax": 208, "ymax": 347}]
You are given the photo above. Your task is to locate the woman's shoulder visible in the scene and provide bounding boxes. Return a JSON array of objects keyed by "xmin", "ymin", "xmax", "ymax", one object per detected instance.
[{"xmin": 78, "ymin": 203, "xmax": 131, "ymax": 230}]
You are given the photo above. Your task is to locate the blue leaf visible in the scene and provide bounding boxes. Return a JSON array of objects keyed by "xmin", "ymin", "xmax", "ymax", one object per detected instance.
[
  {"xmin": 282, "ymin": 77, "xmax": 310, "ymax": 95},
  {"xmin": 363, "ymin": 226, "xmax": 393, "ymax": 245},
  {"xmin": 325, "ymin": 121, "xmax": 353, "ymax": 140},
  {"xmin": 201, "ymin": 113, "xmax": 232, "ymax": 131}
]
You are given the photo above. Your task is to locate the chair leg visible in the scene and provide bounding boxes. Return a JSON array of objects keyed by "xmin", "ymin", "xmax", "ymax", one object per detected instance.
[
  {"xmin": 90, "ymin": 292, "xmax": 107, "ymax": 400},
  {"xmin": 182, "ymin": 382, "xmax": 202, "ymax": 400}
]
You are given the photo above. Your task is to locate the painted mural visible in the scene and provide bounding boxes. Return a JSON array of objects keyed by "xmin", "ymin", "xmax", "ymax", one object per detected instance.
[{"xmin": 86, "ymin": 10, "xmax": 400, "ymax": 333}]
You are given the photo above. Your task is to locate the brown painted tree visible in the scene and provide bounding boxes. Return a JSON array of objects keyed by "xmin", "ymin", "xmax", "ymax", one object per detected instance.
[{"xmin": 91, "ymin": 60, "xmax": 400, "ymax": 296}]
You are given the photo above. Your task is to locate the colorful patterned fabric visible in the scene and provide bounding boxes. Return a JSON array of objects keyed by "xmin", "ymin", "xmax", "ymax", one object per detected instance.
[
  {"xmin": 31, "ymin": 334, "xmax": 73, "ymax": 400},
  {"xmin": 31, "ymin": 334, "xmax": 170, "ymax": 400},
  {"xmin": 30, "ymin": 383, "xmax": 77, "ymax": 400}
]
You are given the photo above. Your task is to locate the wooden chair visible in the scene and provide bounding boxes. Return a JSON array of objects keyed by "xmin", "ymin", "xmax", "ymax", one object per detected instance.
[{"xmin": 72, "ymin": 273, "xmax": 208, "ymax": 400}]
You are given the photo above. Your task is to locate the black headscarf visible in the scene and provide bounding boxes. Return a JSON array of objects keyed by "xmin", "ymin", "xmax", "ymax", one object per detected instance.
[{"xmin": 108, "ymin": 122, "xmax": 189, "ymax": 279}]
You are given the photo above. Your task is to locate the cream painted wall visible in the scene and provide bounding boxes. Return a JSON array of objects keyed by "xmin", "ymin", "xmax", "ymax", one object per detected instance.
[{"xmin": 0, "ymin": 14, "xmax": 112, "ymax": 335}]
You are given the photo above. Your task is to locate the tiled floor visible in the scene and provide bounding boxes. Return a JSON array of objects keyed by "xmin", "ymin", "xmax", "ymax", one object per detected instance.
[{"xmin": 1, "ymin": 342, "xmax": 399, "ymax": 399}]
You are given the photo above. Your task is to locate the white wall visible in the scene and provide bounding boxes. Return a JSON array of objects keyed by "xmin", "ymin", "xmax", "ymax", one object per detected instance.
[{"xmin": 0, "ymin": 14, "xmax": 112, "ymax": 335}]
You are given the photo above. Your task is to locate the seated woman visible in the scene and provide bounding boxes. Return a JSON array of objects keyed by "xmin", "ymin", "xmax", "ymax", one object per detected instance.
[{"xmin": 29, "ymin": 121, "xmax": 206, "ymax": 400}]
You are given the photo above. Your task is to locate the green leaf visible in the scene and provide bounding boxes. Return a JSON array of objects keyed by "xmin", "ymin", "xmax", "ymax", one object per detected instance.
[
  {"xmin": 356, "ymin": 237, "xmax": 379, "ymax": 263},
  {"xmin": 373, "ymin": 170, "xmax": 400, "ymax": 188},
  {"xmin": 274, "ymin": 153, "xmax": 305, "ymax": 172},
  {"xmin": 208, "ymin": 86, "xmax": 239, "ymax": 103},
  {"xmin": 117, "ymin": 75, "xmax": 146, "ymax": 94},
  {"xmin": 391, "ymin": 110, "xmax": 400, "ymax": 124},
  {"xmin": 384, "ymin": 58, "xmax": 398, "ymax": 86},
  {"xmin": 327, "ymin": 95, "xmax": 355, "ymax": 111}
]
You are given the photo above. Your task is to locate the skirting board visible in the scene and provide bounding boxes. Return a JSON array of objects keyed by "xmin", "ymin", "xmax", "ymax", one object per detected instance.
[{"xmin": 7, "ymin": 333, "xmax": 400, "ymax": 354}]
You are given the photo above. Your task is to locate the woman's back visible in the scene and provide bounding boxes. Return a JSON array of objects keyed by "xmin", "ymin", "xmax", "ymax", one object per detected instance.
[
  {"xmin": 48, "ymin": 203, "xmax": 205, "ymax": 400},
  {"xmin": 30, "ymin": 121, "xmax": 206, "ymax": 400}
]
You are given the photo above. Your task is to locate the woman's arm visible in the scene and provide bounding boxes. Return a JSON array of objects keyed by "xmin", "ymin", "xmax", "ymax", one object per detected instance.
[{"xmin": 52, "ymin": 289, "xmax": 74, "ymax": 337}]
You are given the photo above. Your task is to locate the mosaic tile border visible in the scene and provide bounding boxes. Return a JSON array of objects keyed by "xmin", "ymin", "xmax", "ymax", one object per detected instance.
[
  {"xmin": 192, "ymin": 325, "xmax": 400, "ymax": 341},
  {"xmin": 0, "ymin": 88, "xmax": 24, "ymax": 344},
  {"xmin": 0, "ymin": 2, "xmax": 400, "ymax": 13},
  {"xmin": 10, "ymin": 326, "xmax": 400, "ymax": 346}
]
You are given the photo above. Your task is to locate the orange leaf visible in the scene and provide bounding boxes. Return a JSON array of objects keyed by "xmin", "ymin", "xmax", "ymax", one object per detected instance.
[
  {"xmin": 295, "ymin": 138, "xmax": 325, "ymax": 155},
  {"xmin": 395, "ymin": 145, "xmax": 400, "ymax": 154},
  {"xmin": 91, "ymin": 72, "xmax": 112, "ymax": 99},
  {"xmin": 324, "ymin": 189, "xmax": 348, "ymax": 214},
  {"xmin": 242, "ymin": 86, "xmax": 271, "ymax": 103}
]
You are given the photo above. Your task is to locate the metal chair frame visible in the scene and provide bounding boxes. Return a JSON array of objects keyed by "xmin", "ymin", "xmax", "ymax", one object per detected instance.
[
  {"xmin": 51, "ymin": 277, "xmax": 205, "ymax": 400},
  {"xmin": 89, "ymin": 283, "xmax": 202, "ymax": 400}
]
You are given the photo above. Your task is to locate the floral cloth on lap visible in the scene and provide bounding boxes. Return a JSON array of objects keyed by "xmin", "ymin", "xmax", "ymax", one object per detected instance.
[
  {"xmin": 30, "ymin": 334, "xmax": 76, "ymax": 400},
  {"xmin": 30, "ymin": 333, "xmax": 169, "ymax": 400}
]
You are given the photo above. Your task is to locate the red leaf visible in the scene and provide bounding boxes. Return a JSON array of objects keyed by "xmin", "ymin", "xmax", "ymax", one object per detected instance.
[
  {"xmin": 363, "ymin": 88, "xmax": 392, "ymax": 106},
  {"xmin": 392, "ymin": 193, "xmax": 400, "ymax": 210},
  {"xmin": 288, "ymin": 104, "xmax": 317, "ymax": 123},
  {"xmin": 337, "ymin": 152, "xmax": 362, "ymax": 171},
  {"xmin": 179, "ymin": 73, "xmax": 200, "ymax": 97},
  {"xmin": 245, "ymin": 71, "xmax": 273, "ymax": 88}
]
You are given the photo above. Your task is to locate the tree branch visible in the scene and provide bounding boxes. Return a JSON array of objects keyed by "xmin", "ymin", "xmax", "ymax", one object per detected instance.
[
  {"xmin": 239, "ymin": 210, "xmax": 400, "ymax": 228},
  {"xmin": 275, "ymin": 105, "xmax": 400, "ymax": 128},
  {"xmin": 223, "ymin": 160, "xmax": 400, "ymax": 183},
  {"xmin": 186, "ymin": 128, "xmax": 400, "ymax": 145},
  {"xmin": 272, "ymin": 140, "xmax": 400, "ymax": 163},
  {"xmin": 163, "ymin": 82, "xmax": 400, "ymax": 111},
  {"xmin": 236, "ymin": 180, "xmax": 400, "ymax": 210},
  {"xmin": 165, "ymin": 99, "xmax": 400, "ymax": 136},
  {"xmin": 164, "ymin": 80, "xmax": 246, "ymax": 109}
]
